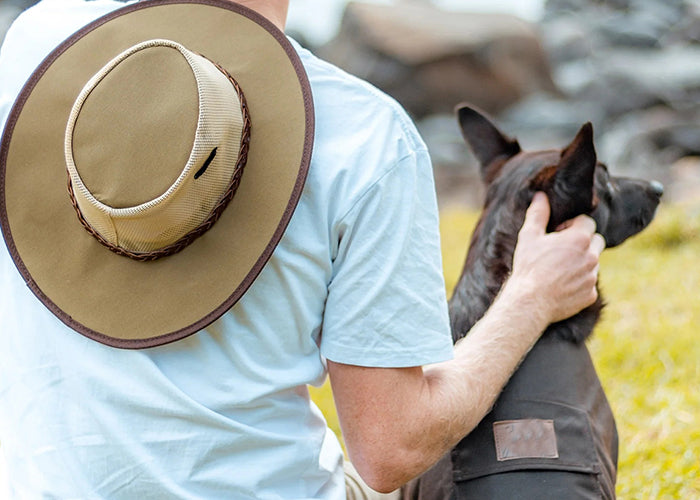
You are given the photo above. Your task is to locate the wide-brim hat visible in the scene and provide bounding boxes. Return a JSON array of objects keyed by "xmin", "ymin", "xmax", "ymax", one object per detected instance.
[{"xmin": 0, "ymin": 0, "xmax": 314, "ymax": 348}]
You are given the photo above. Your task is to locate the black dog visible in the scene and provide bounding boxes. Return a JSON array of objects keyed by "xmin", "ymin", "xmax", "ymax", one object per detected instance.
[{"xmin": 404, "ymin": 106, "xmax": 662, "ymax": 499}]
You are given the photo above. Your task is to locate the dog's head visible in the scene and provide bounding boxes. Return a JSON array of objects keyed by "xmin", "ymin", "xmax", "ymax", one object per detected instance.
[{"xmin": 456, "ymin": 105, "xmax": 663, "ymax": 247}]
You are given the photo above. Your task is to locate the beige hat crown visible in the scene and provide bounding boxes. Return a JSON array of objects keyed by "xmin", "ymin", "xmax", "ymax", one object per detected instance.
[{"xmin": 64, "ymin": 38, "xmax": 250, "ymax": 260}]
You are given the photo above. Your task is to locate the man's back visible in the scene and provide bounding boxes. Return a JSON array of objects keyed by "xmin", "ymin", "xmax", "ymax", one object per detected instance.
[{"xmin": 0, "ymin": 1, "xmax": 452, "ymax": 497}]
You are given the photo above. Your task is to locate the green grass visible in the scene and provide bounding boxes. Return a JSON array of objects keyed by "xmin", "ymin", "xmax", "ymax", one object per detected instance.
[
  {"xmin": 311, "ymin": 202, "xmax": 700, "ymax": 498},
  {"xmin": 588, "ymin": 203, "xmax": 700, "ymax": 499}
]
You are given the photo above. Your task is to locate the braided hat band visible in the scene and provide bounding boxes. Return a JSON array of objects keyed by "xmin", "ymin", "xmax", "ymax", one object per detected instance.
[{"xmin": 65, "ymin": 40, "xmax": 251, "ymax": 260}]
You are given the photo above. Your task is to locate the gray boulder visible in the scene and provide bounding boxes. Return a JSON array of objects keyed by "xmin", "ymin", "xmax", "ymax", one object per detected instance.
[{"xmin": 319, "ymin": 1, "xmax": 559, "ymax": 118}]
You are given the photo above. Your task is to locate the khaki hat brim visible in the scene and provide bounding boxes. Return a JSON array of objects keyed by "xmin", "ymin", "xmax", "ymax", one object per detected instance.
[{"xmin": 0, "ymin": 0, "xmax": 314, "ymax": 348}]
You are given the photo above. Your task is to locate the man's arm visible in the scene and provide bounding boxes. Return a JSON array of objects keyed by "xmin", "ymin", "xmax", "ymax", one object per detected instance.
[{"xmin": 327, "ymin": 193, "xmax": 605, "ymax": 493}]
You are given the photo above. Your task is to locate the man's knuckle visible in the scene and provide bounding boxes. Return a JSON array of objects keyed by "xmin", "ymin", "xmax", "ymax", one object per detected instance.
[
  {"xmin": 588, "ymin": 279, "xmax": 598, "ymax": 292},
  {"xmin": 585, "ymin": 272, "xmax": 598, "ymax": 290},
  {"xmin": 580, "ymin": 215, "xmax": 597, "ymax": 232},
  {"xmin": 586, "ymin": 251, "xmax": 599, "ymax": 269},
  {"xmin": 571, "ymin": 235, "xmax": 589, "ymax": 251}
]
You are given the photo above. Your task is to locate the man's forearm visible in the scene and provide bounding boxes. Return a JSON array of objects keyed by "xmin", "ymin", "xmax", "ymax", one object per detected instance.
[
  {"xmin": 328, "ymin": 278, "xmax": 549, "ymax": 493},
  {"xmin": 421, "ymin": 278, "xmax": 549, "ymax": 458}
]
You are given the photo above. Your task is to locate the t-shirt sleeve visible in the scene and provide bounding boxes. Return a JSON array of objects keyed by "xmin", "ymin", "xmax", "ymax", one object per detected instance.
[{"xmin": 320, "ymin": 148, "xmax": 454, "ymax": 368}]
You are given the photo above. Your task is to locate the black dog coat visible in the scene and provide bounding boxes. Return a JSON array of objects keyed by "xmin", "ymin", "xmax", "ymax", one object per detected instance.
[{"xmin": 404, "ymin": 332, "xmax": 618, "ymax": 499}]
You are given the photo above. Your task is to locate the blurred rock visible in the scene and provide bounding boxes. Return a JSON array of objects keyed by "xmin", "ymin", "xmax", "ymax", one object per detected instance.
[
  {"xmin": 596, "ymin": 2, "xmax": 683, "ymax": 48},
  {"xmin": 319, "ymin": 1, "xmax": 559, "ymax": 118},
  {"xmin": 500, "ymin": 92, "xmax": 604, "ymax": 144},
  {"xmin": 668, "ymin": 156, "xmax": 700, "ymax": 202},
  {"xmin": 318, "ymin": 0, "xmax": 700, "ymax": 207},
  {"xmin": 490, "ymin": 0, "xmax": 700, "ymax": 206},
  {"xmin": 416, "ymin": 113, "xmax": 484, "ymax": 209},
  {"xmin": 599, "ymin": 106, "xmax": 700, "ymax": 178}
]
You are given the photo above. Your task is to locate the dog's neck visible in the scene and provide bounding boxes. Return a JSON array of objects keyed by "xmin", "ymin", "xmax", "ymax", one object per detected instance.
[
  {"xmin": 449, "ymin": 201, "xmax": 602, "ymax": 344},
  {"xmin": 448, "ymin": 204, "xmax": 521, "ymax": 341}
]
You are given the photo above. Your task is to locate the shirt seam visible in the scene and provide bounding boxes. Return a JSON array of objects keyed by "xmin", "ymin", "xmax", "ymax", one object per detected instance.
[{"xmin": 322, "ymin": 334, "xmax": 454, "ymax": 368}]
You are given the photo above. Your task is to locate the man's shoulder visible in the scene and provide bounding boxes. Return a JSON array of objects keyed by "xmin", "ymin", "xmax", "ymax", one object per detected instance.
[
  {"xmin": 290, "ymin": 38, "xmax": 425, "ymax": 154},
  {"xmin": 291, "ymin": 40, "xmax": 387, "ymax": 104}
]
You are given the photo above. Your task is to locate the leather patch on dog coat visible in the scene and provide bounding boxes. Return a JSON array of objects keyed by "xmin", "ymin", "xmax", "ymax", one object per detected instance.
[{"xmin": 493, "ymin": 419, "xmax": 558, "ymax": 461}]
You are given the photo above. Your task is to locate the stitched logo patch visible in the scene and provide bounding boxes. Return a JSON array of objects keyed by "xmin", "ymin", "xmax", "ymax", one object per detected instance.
[{"xmin": 493, "ymin": 419, "xmax": 559, "ymax": 461}]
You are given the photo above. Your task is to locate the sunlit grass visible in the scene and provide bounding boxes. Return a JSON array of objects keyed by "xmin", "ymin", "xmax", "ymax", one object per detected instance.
[
  {"xmin": 311, "ymin": 202, "xmax": 700, "ymax": 498},
  {"xmin": 589, "ymin": 202, "xmax": 700, "ymax": 499}
]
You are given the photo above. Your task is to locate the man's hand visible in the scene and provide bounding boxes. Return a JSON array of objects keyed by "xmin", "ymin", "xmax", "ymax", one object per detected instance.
[{"xmin": 508, "ymin": 192, "xmax": 605, "ymax": 325}]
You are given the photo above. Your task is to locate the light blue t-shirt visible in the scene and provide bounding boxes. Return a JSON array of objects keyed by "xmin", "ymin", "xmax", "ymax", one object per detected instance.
[{"xmin": 0, "ymin": 1, "xmax": 453, "ymax": 498}]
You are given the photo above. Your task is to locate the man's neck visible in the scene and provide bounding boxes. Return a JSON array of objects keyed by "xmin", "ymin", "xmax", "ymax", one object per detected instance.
[{"xmin": 234, "ymin": 0, "xmax": 289, "ymax": 31}]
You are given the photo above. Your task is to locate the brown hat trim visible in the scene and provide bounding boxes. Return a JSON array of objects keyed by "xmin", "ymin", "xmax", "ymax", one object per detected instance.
[{"xmin": 0, "ymin": 0, "xmax": 314, "ymax": 349}]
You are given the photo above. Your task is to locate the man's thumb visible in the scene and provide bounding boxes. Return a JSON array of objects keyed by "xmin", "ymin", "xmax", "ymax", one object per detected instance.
[{"xmin": 521, "ymin": 192, "xmax": 550, "ymax": 235}]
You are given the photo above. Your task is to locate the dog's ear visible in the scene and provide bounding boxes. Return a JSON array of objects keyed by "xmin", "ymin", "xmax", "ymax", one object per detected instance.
[
  {"xmin": 456, "ymin": 104, "xmax": 520, "ymax": 182},
  {"xmin": 555, "ymin": 122, "xmax": 597, "ymax": 201},
  {"xmin": 529, "ymin": 123, "xmax": 597, "ymax": 231}
]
